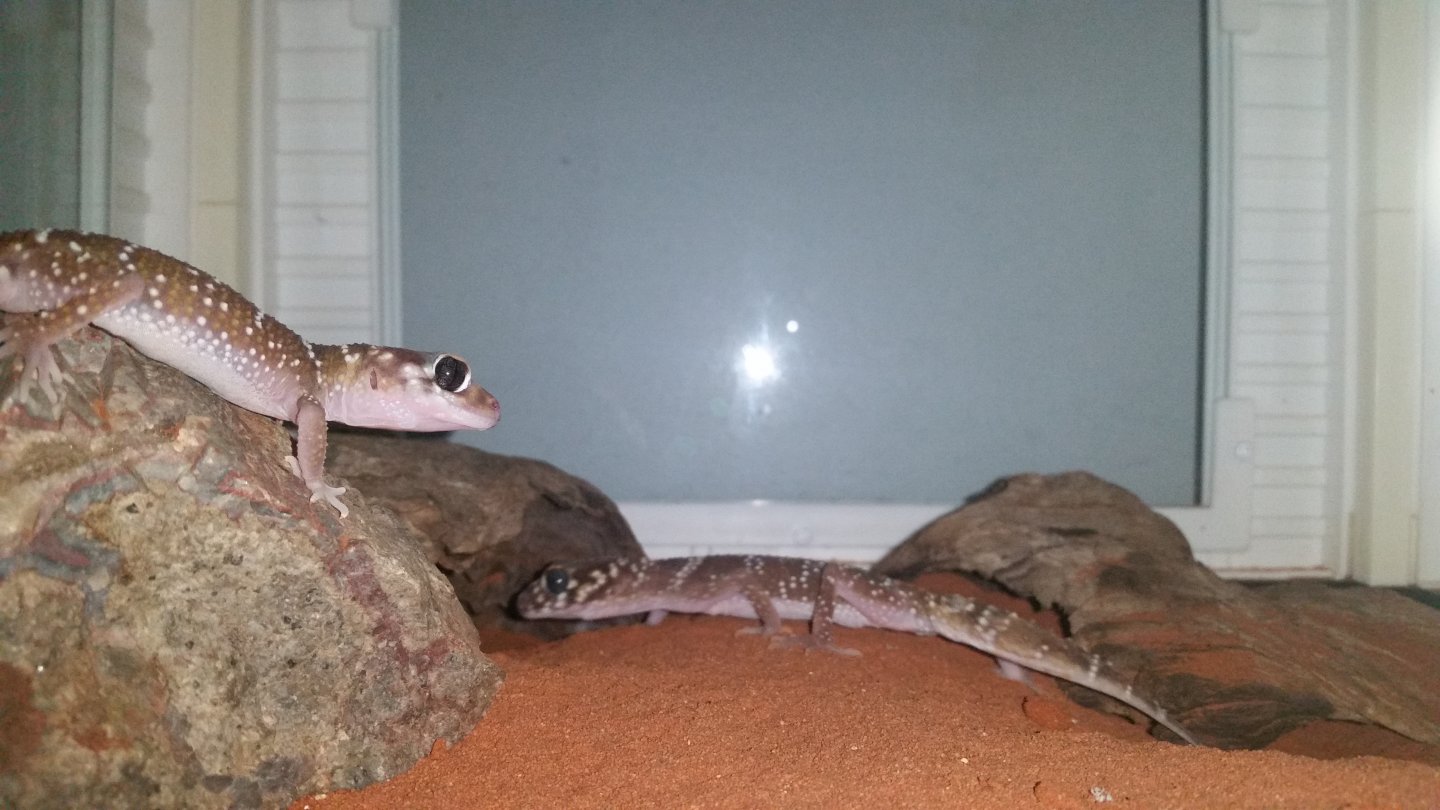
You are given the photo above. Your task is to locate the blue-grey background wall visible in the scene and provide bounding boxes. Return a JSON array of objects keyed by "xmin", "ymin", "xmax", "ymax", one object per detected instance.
[{"xmin": 399, "ymin": 0, "xmax": 1204, "ymax": 505}]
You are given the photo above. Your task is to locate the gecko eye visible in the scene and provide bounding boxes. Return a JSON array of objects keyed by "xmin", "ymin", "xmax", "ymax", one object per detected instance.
[
  {"xmin": 543, "ymin": 568, "xmax": 570, "ymax": 594},
  {"xmin": 431, "ymin": 354, "xmax": 471, "ymax": 393}
]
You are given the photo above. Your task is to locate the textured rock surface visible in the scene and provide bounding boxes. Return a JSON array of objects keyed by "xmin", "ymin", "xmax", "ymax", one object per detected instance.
[
  {"xmin": 325, "ymin": 433, "xmax": 645, "ymax": 639},
  {"xmin": 873, "ymin": 471, "xmax": 1440, "ymax": 749},
  {"xmin": 0, "ymin": 330, "xmax": 502, "ymax": 809}
]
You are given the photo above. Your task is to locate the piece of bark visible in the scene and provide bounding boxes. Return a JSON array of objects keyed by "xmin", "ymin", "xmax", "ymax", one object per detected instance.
[
  {"xmin": 325, "ymin": 432, "xmax": 646, "ymax": 639},
  {"xmin": 873, "ymin": 471, "xmax": 1440, "ymax": 749}
]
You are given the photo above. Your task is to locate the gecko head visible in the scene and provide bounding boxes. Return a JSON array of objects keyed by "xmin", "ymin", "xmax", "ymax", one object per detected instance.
[
  {"xmin": 515, "ymin": 558, "xmax": 649, "ymax": 620},
  {"xmin": 314, "ymin": 345, "xmax": 500, "ymax": 431}
]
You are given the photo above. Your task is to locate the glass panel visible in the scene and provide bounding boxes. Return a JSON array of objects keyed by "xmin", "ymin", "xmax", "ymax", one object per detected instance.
[
  {"xmin": 0, "ymin": 0, "xmax": 86, "ymax": 230},
  {"xmin": 400, "ymin": 1, "xmax": 1204, "ymax": 506}
]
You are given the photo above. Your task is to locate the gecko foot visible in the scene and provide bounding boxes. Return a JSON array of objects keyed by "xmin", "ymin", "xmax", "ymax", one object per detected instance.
[
  {"xmin": 770, "ymin": 635, "xmax": 861, "ymax": 658},
  {"xmin": 308, "ymin": 482, "xmax": 349, "ymax": 518},
  {"xmin": 996, "ymin": 659, "xmax": 1042, "ymax": 693},
  {"xmin": 283, "ymin": 456, "xmax": 350, "ymax": 518},
  {"xmin": 736, "ymin": 625, "xmax": 785, "ymax": 638}
]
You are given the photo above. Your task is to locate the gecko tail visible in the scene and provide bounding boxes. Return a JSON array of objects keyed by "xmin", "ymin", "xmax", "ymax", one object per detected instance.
[{"xmin": 925, "ymin": 594, "xmax": 1201, "ymax": 746}]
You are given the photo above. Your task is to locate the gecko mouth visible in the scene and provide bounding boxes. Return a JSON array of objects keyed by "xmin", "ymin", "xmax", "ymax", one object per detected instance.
[{"xmin": 433, "ymin": 391, "xmax": 500, "ymax": 431}]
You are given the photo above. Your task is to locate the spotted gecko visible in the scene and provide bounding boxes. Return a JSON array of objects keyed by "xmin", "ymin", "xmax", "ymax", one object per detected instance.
[
  {"xmin": 0, "ymin": 228, "xmax": 500, "ymax": 517},
  {"xmin": 517, "ymin": 554, "xmax": 1199, "ymax": 745}
]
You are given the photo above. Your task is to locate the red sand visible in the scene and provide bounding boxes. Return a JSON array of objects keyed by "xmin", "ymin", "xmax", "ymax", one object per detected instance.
[{"xmin": 293, "ymin": 615, "xmax": 1440, "ymax": 809}]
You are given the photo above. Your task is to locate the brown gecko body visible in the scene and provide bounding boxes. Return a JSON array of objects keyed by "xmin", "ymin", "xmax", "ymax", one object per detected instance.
[
  {"xmin": 517, "ymin": 554, "xmax": 1199, "ymax": 745},
  {"xmin": 0, "ymin": 229, "xmax": 500, "ymax": 516}
]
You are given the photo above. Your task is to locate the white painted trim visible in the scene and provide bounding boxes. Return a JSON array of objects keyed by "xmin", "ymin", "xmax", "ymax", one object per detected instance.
[
  {"xmin": 246, "ymin": 0, "xmax": 276, "ymax": 309},
  {"xmin": 1202, "ymin": 0, "xmax": 1237, "ymax": 507},
  {"xmin": 621, "ymin": 502, "xmax": 955, "ymax": 565},
  {"xmin": 1332, "ymin": 0, "xmax": 1362, "ymax": 581},
  {"xmin": 1337, "ymin": 0, "xmax": 1362, "ymax": 582},
  {"xmin": 350, "ymin": 0, "xmax": 400, "ymax": 344},
  {"xmin": 79, "ymin": 0, "xmax": 113, "ymax": 233},
  {"xmin": 375, "ymin": 19, "xmax": 402, "ymax": 345},
  {"xmin": 1420, "ymin": 0, "xmax": 1440, "ymax": 586},
  {"xmin": 141, "ymin": 0, "xmax": 191, "ymax": 257},
  {"xmin": 622, "ymin": 399, "xmax": 1257, "ymax": 562},
  {"xmin": 1157, "ymin": 398, "xmax": 1255, "ymax": 551}
]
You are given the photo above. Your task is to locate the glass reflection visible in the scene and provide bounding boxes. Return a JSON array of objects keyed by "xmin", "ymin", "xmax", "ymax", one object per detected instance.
[{"xmin": 739, "ymin": 342, "xmax": 779, "ymax": 386}]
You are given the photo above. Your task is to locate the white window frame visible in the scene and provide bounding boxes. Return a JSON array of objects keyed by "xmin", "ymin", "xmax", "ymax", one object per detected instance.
[
  {"xmin": 78, "ymin": 0, "xmax": 113, "ymax": 233},
  {"xmin": 248, "ymin": 0, "xmax": 1355, "ymax": 576},
  {"xmin": 620, "ymin": 1, "xmax": 1348, "ymax": 574},
  {"xmin": 1421, "ymin": 0, "xmax": 1440, "ymax": 586}
]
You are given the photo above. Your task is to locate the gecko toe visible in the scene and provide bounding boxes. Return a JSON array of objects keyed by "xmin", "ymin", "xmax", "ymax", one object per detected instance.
[{"xmin": 308, "ymin": 483, "xmax": 349, "ymax": 518}]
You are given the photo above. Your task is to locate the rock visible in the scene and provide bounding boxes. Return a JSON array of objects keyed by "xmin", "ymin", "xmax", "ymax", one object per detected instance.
[
  {"xmin": 324, "ymin": 433, "xmax": 646, "ymax": 639},
  {"xmin": 873, "ymin": 471, "xmax": 1440, "ymax": 749},
  {"xmin": 0, "ymin": 329, "xmax": 501, "ymax": 809}
]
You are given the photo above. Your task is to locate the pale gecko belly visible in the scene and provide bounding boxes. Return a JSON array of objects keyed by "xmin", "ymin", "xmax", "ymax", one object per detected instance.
[{"xmin": 701, "ymin": 596, "xmax": 875, "ymax": 630}]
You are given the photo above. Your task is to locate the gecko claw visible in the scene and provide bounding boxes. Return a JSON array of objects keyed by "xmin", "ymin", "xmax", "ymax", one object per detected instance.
[{"xmin": 309, "ymin": 483, "xmax": 349, "ymax": 518}]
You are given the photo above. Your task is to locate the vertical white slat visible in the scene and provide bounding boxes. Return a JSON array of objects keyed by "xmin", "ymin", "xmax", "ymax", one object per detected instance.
[
  {"xmin": 1208, "ymin": 0, "xmax": 1347, "ymax": 572},
  {"xmin": 139, "ymin": 0, "xmax": 192, "ymax": 259},
  {"xmin": 79, "ymin": 0, "xmax": 113, "ymax": 232},
  {"xmin": 107, "ymin": 0, "xmax": 152, "ymax": 241},
  {"xmin": 1420, "ymin": 0, "xmax": 1440, "ymax": 586}
]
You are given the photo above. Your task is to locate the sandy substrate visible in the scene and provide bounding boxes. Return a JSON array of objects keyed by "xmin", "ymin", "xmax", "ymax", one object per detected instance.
[{"xmin": 293, "ymin": 609, "xmax": 1440, "ymax": 809}]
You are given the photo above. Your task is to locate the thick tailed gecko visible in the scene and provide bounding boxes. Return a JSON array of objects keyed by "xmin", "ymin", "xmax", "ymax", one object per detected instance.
[
  {"xmin": 517, "ymin": 554, "xmax": 1199, "ymax": 745},
  {"xmin": 0, "ymin": 228, "xmax": 500, "ymax": 516}
]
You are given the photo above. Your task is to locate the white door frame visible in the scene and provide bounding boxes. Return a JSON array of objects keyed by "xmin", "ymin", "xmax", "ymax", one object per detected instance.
[{"xmin": 1420, "ymin": 0, "xmax": 1440, "ymax": 586}]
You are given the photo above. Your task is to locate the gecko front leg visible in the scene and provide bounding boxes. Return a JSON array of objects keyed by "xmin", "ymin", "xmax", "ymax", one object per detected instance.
[
  {"xmin": 736, "ymin": 581, "xmax": 789, "ymax": 637},
  {"xmin": 284, "ymin": 392, "xmax": 348, "ymax": 517}
]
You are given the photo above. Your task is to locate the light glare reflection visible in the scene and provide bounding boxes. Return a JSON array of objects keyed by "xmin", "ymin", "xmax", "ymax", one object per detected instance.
[{"xmin": 740, "ymin": 343, "xmax": 779, "ymax": 386}]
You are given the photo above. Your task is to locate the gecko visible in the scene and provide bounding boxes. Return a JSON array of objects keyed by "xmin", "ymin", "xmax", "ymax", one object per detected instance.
[
  {"xmin": 516, "ymin": 554, "xmax": 1200, "ymax": 745},
  {"xmin": 0, "ymin": 228, "xmax": 500, "ymax": 517}
]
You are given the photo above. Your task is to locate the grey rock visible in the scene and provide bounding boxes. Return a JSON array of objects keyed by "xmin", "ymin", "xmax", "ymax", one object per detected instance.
[
  {"xmin": 0, "ymin": 329, "xmax": 501, "ymax": 809},
  {"xmin": 325, "ymin": 432, "xmax": 646, "ymax": 639},
  {"xmin": 874, "ymin": 471, "xmax": 1440, "ymax": 749}
]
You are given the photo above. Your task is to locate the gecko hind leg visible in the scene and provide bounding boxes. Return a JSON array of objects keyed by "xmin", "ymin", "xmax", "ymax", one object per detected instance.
[
  {"xmin": 0, "ymin": 319, "xmax": 66, "ymax": 404},
  {"xmin": 769, "ymin": 566, "xmax": 860, "ymax": 657},
  {"xmin": 735, "ymin": 582, "xmax": 789, "ymax": 638},
  {"xmin": 0, "ymin": 272, "xmax": 145, "ymax": 405}
]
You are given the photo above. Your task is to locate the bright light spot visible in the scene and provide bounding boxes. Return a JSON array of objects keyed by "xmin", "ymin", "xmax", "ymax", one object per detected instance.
[
  {"xmin": 785, "ymin": 319, "xmax": 799, "ymax": 333},
  {"xmin": 740, "ymin": 343, "xmax": 779, "ymax": 385}
]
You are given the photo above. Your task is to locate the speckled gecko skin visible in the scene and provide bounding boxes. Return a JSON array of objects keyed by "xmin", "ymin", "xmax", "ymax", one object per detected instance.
[
  {"xmin": 517, "ymin": 554, "xmax": 1199, "ymax": 745},
  {"xmin": 0, "ymin": 228, "xmax": 500, "ymax": 517}
]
